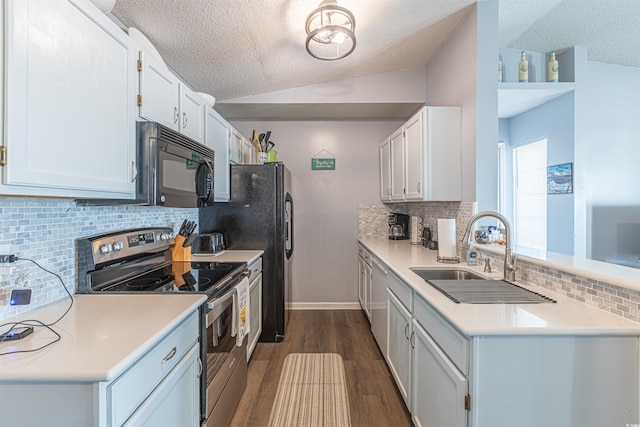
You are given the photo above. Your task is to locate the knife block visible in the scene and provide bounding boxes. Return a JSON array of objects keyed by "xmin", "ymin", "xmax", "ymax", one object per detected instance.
[{"xmin": 172, "ymin": 235, "xmax": 192, "ymax": 262}]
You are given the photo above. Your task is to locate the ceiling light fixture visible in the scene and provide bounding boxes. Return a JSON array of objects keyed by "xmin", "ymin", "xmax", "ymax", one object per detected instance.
[{"xmin": 305, "ymin": 0, "xmax": 356, "ymax": 61}]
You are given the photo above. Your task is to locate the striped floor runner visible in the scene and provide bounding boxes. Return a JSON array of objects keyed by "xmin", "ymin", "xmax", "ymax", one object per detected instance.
[{"xmin": 268, "ymin": 353, "xmax": 352, "ymax": 427}]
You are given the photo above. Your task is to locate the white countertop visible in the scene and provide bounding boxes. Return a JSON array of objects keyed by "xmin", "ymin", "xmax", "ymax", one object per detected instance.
[
  {"xmin": 359, "ymin": 238, "xmax": 640, "ymax": 337},
  {"xmin": 190, "ymin": 249, "xmax": 263, "ymax": 264},
  {"xmin": 0, "ymin": 294, "xmax": 205, "ymax": 382}
]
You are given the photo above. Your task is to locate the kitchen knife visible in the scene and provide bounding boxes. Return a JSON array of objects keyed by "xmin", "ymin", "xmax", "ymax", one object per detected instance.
[
  {"xmin": 178, "ymin": 219, "xmax": 187, "ymax": 236},
  {"xmin": 182, "ymin": 232, "xmax": 197, "ymax": 247}
]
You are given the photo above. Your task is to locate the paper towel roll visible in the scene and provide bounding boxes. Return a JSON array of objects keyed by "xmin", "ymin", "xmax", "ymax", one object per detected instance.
[{"xmin": 437, "ymin": 219, "xmax": 457, "ymax": 259}]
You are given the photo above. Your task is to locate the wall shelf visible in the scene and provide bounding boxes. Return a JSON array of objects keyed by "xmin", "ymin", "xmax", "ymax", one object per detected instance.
[{"xmin": 498, "ymin": 82, "xmax": 575, "ymax": 118}]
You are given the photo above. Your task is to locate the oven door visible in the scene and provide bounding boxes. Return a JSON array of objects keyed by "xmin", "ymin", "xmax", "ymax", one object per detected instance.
[
  {"xmin": 155, "ymin": 140, "xmax": 214, "ymax": 208},
  {"xmin": 203, "ymin": 284, "xmax": 247, "ymax": 425}
]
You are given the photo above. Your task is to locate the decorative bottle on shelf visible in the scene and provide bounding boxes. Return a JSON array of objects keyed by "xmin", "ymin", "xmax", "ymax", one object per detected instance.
[
  {"xmin": 518, "ymin": 51, "xmax": 528, "ymax": 82},
  {"xmin": 548, "ymin": 51, "xmax": 559, "ymax": 82},
  {"xmin": 498, "ymin": 58, "xmax": 503, "ymax": 82}
]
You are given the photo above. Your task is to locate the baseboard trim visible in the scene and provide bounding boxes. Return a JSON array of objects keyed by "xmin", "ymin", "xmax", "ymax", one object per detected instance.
[{"xmin": 289, "ymin": 302, "xmax": 361, "ymax": 310}]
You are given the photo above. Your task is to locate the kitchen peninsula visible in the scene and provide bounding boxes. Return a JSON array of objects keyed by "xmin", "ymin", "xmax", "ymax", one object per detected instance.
[{"xmin": 359, "ymin": 237, "xmax": 640, "ymax": 427}]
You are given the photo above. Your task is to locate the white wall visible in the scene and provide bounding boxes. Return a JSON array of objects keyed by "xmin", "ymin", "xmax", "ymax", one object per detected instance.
[{"xmin": 231, "ymin": 120, "xmax": 401, "ymax": 304}]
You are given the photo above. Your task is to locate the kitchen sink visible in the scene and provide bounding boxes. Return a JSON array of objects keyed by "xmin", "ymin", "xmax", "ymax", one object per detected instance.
[
  {"xmin": 410, "ymin": 268, "xmax": 556, "ymax": 304},
  {"xmin": 410, "ymin": 268, "xmax": 487, "ymax": 281}
]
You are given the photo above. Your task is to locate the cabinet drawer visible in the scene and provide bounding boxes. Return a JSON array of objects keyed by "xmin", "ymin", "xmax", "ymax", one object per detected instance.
[
  {"xmin": 108, "ymin": 311, "xmax": 199, "ymax": 426},
  {"xmin": 387, "ymin": 271, "xmax": 412, "ymax": 310},
  {"xmin": 248, "ymin": 257, "xmax": 262, "ymax": 282},
  {"xmin": 413, "ymin": 296, "xmax": 468, "ymax": 375}
]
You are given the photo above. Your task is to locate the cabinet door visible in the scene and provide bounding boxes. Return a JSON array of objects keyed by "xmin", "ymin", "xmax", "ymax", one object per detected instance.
[
  {"xmin": 229, "ymin": 128, "xmax": 244, "ymax": 164},
  {"xmin": 358, "ymin": 257, "xmax": 366, "ymax": 314},
  {"xmin": 204, "ymin": 106, "xmax": 231, "ymax": 202},
  {"xmin": 178, "ymin": 84, "xmax": 205, "ymax": 143},
  {"xmin": 380, "ymin": 138, "xmax": 392, "ymax": 201},
  {"xmin": 123, "ymin": 344, "xmax": 200, "ymax": 427},
  {"xmin": 390, "ymin": 127, "xmax": 405, "ymax": 201},
  {"xmin": 386, "ymin": 289, "xmax": 412, "ymax": 410},
  {"xmin": 243, "ymin": 137, "xmax": 254, "ymax": 164},
  {"xmin": 248, "ymin": 273, "xmax": 262, "ymax": 361},
  {"xmin": 4, "ymin": 0, "xmax": 136, "ymax": 196},
  {"xmin": 404, "ymin": 109, "xmax": 424, "ymax": 200},
  {"xmin": 412, "ymin": 321, "xmax": 467, "ymax": 427},
  {"xmin": 138, "ymin": 51, "xmax": 179, "ymax": 129},
  {"xmin": 370, "ymin": 258, "xmax": 388, "ymax": 351}
]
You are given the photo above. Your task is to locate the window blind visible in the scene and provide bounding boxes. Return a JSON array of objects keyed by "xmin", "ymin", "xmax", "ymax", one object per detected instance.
[{"xmin": 514, "ymin": 139, "xmax": 547, "ymax": 250}]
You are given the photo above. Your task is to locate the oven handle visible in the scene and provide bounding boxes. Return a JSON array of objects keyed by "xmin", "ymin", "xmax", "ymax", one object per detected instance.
[{"xmin": 206, "ymin": 270, "xmax": 250, "ymax": 310}]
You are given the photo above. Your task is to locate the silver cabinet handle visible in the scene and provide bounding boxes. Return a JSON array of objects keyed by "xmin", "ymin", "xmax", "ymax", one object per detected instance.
[
  {"xmin": 410, "ymin": 331, "xmax": 415, "ymax": 349},
  {"xmin": 131, "ymin": 161, "xmax": 138, "ymax": 182},
  {"xmin": 182, "ymin": 112, "xmax": 187, "ymax": 129},
  {"xmin": 404, "ymin": 323, "xmax": 410, "ymax": 339},
  {"xmin": 173, "ymin": 107, "xmax": 178, "ymax": 124},
  {"xmin": 417, "ymin": 182, "xmax": 421, "ymax": 193},
  {"xmin": 197, "ymin": 357, "xmax": 203, "ymax": 378},
  {"xmin": 161, "ymin": 346, "xmax": 177, "ymax": 363}
]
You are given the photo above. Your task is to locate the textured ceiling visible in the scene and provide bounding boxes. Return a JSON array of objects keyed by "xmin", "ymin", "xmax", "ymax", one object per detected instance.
[{"xmin": 110, "ymin": 0, "xmax": 639, "ymax": 120}]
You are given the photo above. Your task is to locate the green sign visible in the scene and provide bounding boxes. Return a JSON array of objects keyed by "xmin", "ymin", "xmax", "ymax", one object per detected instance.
[{"xmin": 311, "ymin": 158, "xmax": 335, "ymax": 170}]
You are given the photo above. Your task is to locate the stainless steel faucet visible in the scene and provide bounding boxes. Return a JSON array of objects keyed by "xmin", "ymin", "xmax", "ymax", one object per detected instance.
[{"xmin": 463, "ymin": 211, "xmax": 517, "ymax": 282}]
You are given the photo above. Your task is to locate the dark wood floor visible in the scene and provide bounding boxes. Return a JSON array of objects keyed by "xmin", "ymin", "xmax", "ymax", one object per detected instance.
[{"xmin": 231, "ymin": 310, "xmax": 413, "ymax": 427}]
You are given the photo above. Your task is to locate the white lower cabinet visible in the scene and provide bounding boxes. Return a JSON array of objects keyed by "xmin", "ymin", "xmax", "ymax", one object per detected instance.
[
  {"xmin": 0, "ymin": 311, "xmax": 201, "ymax": 427},
  {"xmin": 123, "ymin": 343, "xmax": 200, "ymax": 427},
  {"xmin": 247, "ymin": 257, "xmax": 263, "ymax": 361},
  {"xmin": 386, "ymin": 289, "xmax": 412, "ymax": 410},
  {"xmin": 380, "ymin": 263, "xmax": 639, "ymax": 427},
  {"xmin": 412, "ymin": 320, "xmax": 467, "ymax": 427},
  {"xmin": 357, "ymin": 245, "xmax": 372, "ymax": 322}
]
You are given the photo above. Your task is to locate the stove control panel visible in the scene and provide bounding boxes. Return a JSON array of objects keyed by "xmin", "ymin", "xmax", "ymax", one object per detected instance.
[{"xmin": 77, "ymin": 227, "xmax": 176, "ymax": 269}]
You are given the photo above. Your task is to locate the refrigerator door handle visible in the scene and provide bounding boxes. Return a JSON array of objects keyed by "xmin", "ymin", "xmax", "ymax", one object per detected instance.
[{"xmin": 285, "ymin": 193, "xmax": 294, "ymax": 259}]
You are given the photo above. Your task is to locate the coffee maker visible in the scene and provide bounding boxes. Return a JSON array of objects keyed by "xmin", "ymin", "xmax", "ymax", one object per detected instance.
[{"xmin": 388, "ymin": 213, "xmax": 410, "ymax": 240}]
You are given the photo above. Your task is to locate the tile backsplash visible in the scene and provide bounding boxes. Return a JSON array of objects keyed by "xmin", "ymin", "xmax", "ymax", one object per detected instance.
[
  {"xmin": 475, "ymin": 247, "xmax": 640, "ymax": 323},
  {"xmin": 0, "ymin": 197, "xmax": 197, "ymax": 320},
  {"xmin": 358, "ymin": 201, "xmax": 477, "ymax": 253}
]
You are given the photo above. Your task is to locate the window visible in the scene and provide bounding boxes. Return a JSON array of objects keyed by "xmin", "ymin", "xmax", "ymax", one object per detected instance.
[
  {"xmin": 497, "ymin": 142, "xmax": 506, "ymax": 215},
  {"xmin": 513, "ymin": 139, "xmax": 547, "ymax": 250}
]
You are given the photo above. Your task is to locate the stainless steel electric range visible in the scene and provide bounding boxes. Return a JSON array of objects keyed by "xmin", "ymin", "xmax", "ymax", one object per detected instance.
[{"xmin": 76, "ymin": 227, "xmax": 248, "ymax": 427}]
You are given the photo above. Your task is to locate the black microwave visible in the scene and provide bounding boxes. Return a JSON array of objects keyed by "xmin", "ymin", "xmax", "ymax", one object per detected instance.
[{"xmin": 78, "ymin": 122, "xmax": 215, "ymax": 208}]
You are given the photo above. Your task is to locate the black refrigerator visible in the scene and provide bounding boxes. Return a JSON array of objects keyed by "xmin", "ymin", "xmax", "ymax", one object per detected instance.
[{"xmin": 199, "ymin": 162, "xmax": 293, "ymax": 342}]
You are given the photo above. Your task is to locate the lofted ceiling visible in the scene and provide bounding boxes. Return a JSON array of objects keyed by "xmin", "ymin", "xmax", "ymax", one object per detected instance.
[{"xmin": 110, "ymin": 0, "xmax": 639, "ymax": 120}]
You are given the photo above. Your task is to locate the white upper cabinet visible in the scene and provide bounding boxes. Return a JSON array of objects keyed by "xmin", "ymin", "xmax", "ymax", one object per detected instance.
[
  {"xmin": 379, "ymin": 138, "xmax": 391, "ymax": 202},
  {"xmin": 381, "ymin": 106, "xmax": 461, "ymax": 202},
  {"xmin": 242, "ymin": 137, "xmax": 254, "ymax": 165},
  {"xmin": 229, "ymin": 127, "xmax": 244, "ymax": 164},
  {"xmin": 204, "ymin": 106, "xmax": 230, "ymax": 202},
  {"xmin": 2, "ymin": 0, "xmax": 137, "ymax": 197},
  {"xmin": 178, "ymin": 84, "xmax": 205, "ymax": 143},
  {"xmin": 137, "ymin": 51, "xmax": 180, "ymax": 129},
  {"xmin": 390, "ymin": 127, "xmax": 405, "ymax": 201},
  {"xmin": 136, "ymin": 45, "xmax": 204, "ymax": 144}
]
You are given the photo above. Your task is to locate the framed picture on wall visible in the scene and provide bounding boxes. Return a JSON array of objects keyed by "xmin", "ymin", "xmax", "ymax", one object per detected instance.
[{"xmin": 547, "ymin": 163, "xmax": 573, "ymax": 194}]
